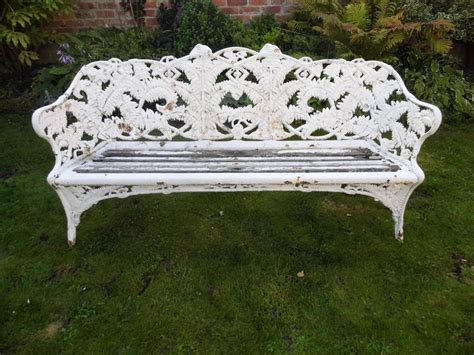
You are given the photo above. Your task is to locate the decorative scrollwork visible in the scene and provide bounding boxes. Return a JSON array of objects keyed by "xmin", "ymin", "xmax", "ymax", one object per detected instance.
[{"xmin": 32, "ymin": 44, "xmax": 441, "ymax": 168}]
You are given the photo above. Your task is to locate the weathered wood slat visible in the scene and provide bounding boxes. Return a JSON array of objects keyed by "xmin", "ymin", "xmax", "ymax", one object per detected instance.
[
  {"xmin": 94, "ymin": 155, "xmax": 383, "ymax": 163},
  {"xmin": 78, "ymin": 145, "xmax": 400, "ymax": 174},
  {"xmin": 83, "ymin": 160, "xmax": 393, "ymax": 168},
  {"xmin": 100, "ymin": 148, "xmax": 375, "ymax": 158},
  {"xmin": 75, "ymin": 163, "xmax": 399, "ymax": 174}
]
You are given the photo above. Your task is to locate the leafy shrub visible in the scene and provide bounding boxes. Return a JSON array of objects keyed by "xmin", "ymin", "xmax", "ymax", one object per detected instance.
[
  {"xmin": 401, "ymin": 0, "xmax": 474, "ymax": 44},
  {"xmin": 402, "ymin": 53, "xmax": 474, "ymax": 123},
  {"xmin": 233, "ymin": 14, "xmax": 284, "ymax": 50},
  {"xmin": 31, "ymin": 27, "xmax": 164, "ymax": 103},
  {"xmin": 157, "ymin": 0, "xmax": 186, "ymax": 31},
  {"xmin": 176, "ymin": 0, "xmax": 242, "ymax": 55},
  {"xmin": 290, "ymin": 0, "xmax": 454, "ymax": 62},
  {"xmin": 0, "ymin": 0, "xmax": 71, "ymax": 67},
  {"xmin": 234, "ymin": 14, "xmax": 335, "ymax": 59}
]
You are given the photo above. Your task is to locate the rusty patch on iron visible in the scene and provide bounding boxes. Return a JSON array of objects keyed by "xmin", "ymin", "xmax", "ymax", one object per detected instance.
[
  {"xmin": 295, "ymin": 176, "xmax": 301, "ymax": 187},
  {"xmin": 164, "ymin": 102, "xmax": 175, "ymax": 111},
  {"xmin": 118, "ymin": 123, "xmax": 132, "ymax": 133}
]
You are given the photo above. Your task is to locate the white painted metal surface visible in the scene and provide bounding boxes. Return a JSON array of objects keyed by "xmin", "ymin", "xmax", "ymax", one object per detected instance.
[{"xmin": 32, "ymin": 44, "xmax": 442, "ymax": 246}]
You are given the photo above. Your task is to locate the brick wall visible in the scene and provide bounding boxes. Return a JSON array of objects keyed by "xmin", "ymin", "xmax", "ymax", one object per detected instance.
[
  {"xmin": 216, "ymin": 0, "xmax": 291, "ymax": 22},
  {"xmin": 49, "ymin": 0, "xmax": 159, "ymax": 31},
  {"xmin": 49, "ymin": 0, "xmax": 291, "ymax": 31}
]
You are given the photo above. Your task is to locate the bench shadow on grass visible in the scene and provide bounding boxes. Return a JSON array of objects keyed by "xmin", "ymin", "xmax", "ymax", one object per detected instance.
[
  {"xmin": 38, "ymin": 190, "xmax": 447, "ymax": 351},
  {"xmin": 1, "ymin": 111, "xmax": 473, "ymax": 352}
]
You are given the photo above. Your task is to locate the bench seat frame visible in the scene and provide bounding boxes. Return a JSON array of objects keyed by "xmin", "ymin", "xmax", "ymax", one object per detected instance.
[{"xmin": 32, "ymin": 44, "xmax": 442, "ymax": 246}]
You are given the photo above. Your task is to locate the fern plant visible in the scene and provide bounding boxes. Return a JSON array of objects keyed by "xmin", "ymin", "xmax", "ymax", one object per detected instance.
[{"xmin": 289, "ymin": 0, "xmax": 454, "ymax": 62}]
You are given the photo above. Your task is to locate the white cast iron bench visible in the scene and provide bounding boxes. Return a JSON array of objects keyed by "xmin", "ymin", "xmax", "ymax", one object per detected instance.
[{"xmin": 32, "ymin": 44, "xmax": 441, "ymax": 246}]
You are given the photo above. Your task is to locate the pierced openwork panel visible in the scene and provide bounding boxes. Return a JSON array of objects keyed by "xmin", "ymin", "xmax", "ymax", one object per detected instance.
[{"xmin": 32, "ymin": 44, "xmax": 441, "ymax": 166}]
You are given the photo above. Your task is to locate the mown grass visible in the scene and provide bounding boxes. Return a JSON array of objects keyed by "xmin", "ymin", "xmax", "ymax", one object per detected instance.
[{"xmin": 0, "ymin": 96, "xmax": 473, "ymax": 353}]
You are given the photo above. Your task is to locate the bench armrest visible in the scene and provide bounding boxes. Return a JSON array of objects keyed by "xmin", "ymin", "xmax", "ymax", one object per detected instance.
[
  {"xmin": 32, "ymin": 60, "xmax": 122, "ymax": 173},
  {"xmin": 364, "ymin": 61, "xmax": 442, "ymax": 164}
]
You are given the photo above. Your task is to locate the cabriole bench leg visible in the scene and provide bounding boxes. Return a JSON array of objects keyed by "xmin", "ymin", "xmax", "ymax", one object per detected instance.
[
  {"xmin": 343, "ymin": 184, "xmax": 415, "ymax": 241},
  {"xmin": 54, "ymin": 186, "xmax": 84, "ymax": 247},
  {"xmin": 66, "ymin": 211, "xmax": 80, "ymax": 247},
  {"xmin": 392, "ymin": 210, "xmax": 405, "ymax": 242},
  {"xmin": 386, "ymin": 185, "xmax": 415, "ymax": 242}
]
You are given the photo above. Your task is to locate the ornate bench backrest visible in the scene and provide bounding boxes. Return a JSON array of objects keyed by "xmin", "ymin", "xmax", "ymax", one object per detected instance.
[{"xmin": 33, "ymin": 44, "xmax": 441, "ymax": 167}]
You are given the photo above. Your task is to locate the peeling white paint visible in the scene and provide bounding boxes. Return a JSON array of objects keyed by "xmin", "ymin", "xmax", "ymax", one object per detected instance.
[{"xmin": 31, "ymin": 44, "xmax": 442, "ymax": 246}]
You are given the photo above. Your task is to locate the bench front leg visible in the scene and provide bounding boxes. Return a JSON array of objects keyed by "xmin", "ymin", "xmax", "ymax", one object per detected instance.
[
  {"xmin": 54, "ymin": 186, "xmax": 87, "ymax": 247},
  {"xmin": 341, "ymin": 183, "xmax": 415, "ymax": 241},
  {"xmin": 54, "ymin": 185, "xmax": 114, "ymax": 247},
  {"xmin": 52, "ymin": 185, "xmax": 140, "ymax": 246}
]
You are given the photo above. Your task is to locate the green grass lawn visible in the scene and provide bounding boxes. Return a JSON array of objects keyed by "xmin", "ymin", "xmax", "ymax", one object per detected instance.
[{"xmin": 1, "ymin": 96, "xmax": 473, "ymax": 353}]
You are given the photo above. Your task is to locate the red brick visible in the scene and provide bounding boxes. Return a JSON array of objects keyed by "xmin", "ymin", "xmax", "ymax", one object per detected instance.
[
  {"xmin": 45, "ymin": 0, "xmax": 294, "ymax": 31},
  {"xmin": 263, "ymin": 5, "xmax": 281, "ymax": 13},
  {"xmin": 83, "ymin": 18, "xmax": 105, "ymax": 27},
  {"xmin": 75, "ymin": 10, "xmax": 96, "ymax": 19},
  {"xmin": 125, "ymin": 18, "xmax": 137, "ymax": 26},
  {"xmin": 99, "ymin": 2, "xmax": 116, "ymax": 9},
  {"xmin": 212, "ymin": 0, "xmax": 227, "ymax": 6},
  {"xmin": 145, "ymin": 17, "xmax": 158, "ymax": 27},
  {"xmin": 222, "ymin": 7, "xmax": 240, "ymax": 14},
  {"xmin": 227, "ymin": 0, "xmax": 247, "ymax": 5},
  {"xmin": 275, "ymin": 14, "xmax": 290, "ymax": 21},
  {"xmin": 234, "ymin": 14, "xmax": 252, "ymax": 23},
  {"xmin": 144, "ymin": 8, "xmax": 156, "ymax": 17},
  {"xmin": 240, "ymin": 6, "xmax": 261, "ymax": 13},
  {"xmin": 79, "ymin": 2, "xmax": 95, "ymax": 9},
  {"xmin": 107, "ymin": 19, "xmax": 124, "ymax": 27},
  {"xmin": 96, "ymin": 10, "xmax": 116, "ymax": 18},
  {"xmin": 64, "ymin": 19, "xmax": 84, "ymax": 28},
  {"xmin": 144, "ymin": 0, "xmax": 158, "ymax": 9},
  {"xmin": 54, "ymin": 12, "xmax": 76, "ymax": 20}
]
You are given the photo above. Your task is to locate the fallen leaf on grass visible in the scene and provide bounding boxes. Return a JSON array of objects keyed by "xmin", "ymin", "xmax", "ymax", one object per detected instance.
[{"xmin": 43, "ymin": 320, "xmax": 64, "ymax": 339}]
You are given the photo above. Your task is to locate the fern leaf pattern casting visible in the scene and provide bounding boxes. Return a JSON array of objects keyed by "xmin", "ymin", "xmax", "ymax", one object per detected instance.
[{"xmin": 33, "ymin": 44, "xmax": 441, "ymax": 167}]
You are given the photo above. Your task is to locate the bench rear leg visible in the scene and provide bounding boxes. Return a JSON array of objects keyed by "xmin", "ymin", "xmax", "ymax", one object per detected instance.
[{"xmin": 383, "ymin": 184, "xmax": 415, "ymax": 242}]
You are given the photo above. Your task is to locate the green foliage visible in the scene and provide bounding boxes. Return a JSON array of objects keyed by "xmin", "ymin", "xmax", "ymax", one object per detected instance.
[
  {"xmin": 233, "ymin": 14, "xmax": 284, "ymax": 50},
  {"xmin": 401, "ymin": 0, "xmax": 474, "ymax": 44},
  {"xmin": 32, "ymin": 27, "xmax": 164, "ymax": 103},
  {"xmin": 157, "ymin": 0, "xmax": 186, "ymax": 31},
  {"xmin": 291, "ymin": 0, "xmax": 454, "ymax": 62},
  {"xmin": 61, "ymin": 27, "xmax": 164, "ymax": 62},
  {"xmin": 176, "ymin": 0, "xmax": 242, "ymax": 55},
  {"xmin": 402, "ymin": 53, "xmax": 474, "ymax": 123},
  {"xmin": 235, "ymin": 14, "xmax": 335, "ymax": 59},
  {"xmin": 0, "ymin": 0, "xmax": 71, "ymax": 66}
]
